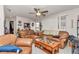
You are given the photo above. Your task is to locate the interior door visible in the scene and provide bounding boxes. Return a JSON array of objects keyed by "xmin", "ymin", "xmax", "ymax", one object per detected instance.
[{"xmin": 9, "ymin": 21, "xmax": 14, "ymax": 34}]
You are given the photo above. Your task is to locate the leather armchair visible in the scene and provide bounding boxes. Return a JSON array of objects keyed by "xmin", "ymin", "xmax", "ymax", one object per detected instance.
[
  {"xmin": 46, "ymin": 31, "xmax": 69, "ymax": 49},
  {"xmin": 58, "ymin": 31, "xmax": 69, "ymax": 48}
]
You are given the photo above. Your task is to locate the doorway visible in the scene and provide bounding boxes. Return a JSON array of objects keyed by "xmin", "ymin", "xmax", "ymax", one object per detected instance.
[{"xmin": 9, "ymin": 21, "xmax": 14, "ymax": 34}]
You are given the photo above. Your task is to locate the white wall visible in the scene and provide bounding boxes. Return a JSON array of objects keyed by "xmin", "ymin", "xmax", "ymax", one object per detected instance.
[
  {"xmin": 16, "ymin": 16, "xmax": 36, "ymax": 35},
  {"xmin": 5, "ymin": 17, "xmax": 16, "ymax": 34},
  {"xmin": 16, "ymin": 16, "xmax": 35, "ymax": 30},
  {"xmin": 5, "ymin": 16, "xmax": 35, "ymax": 35},
  {"xmin": 42, "ymin": 8, "xmax": 79, "ymax": 36},
  {"xmin": 0, "ymin": 5, "xmax": 4, "ymax": 35}
]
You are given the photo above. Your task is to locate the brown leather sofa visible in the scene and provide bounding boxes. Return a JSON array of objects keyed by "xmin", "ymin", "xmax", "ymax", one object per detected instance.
[
  {"xmin": 18, "ymin": 29, "xmax": 35, "ymax": 38},
  {"xmin": 0, "ymin": 34, "xmax": 33, "ymax": 54},
  {"xmin": 18, "ymin": 29, "xmax": 38, "ymax": 40},
  {"xmin": 46, "ymin": 31, "xmax": 69, "ymax": 49},
  {"xmin": 18, "ymin": 30, "xmax": 28, "ymax": 38}
]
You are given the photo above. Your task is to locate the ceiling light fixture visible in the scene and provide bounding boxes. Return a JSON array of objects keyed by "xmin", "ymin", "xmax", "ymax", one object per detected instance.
[{"xmin": 36, "ymin": 11, "xmax": 41, "ymax": 16}]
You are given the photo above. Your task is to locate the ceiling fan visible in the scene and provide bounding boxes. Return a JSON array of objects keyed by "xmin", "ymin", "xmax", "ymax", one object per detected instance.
[{"xmin": 29, "ymin": 8, "xmax": 48, "ymax": 16}]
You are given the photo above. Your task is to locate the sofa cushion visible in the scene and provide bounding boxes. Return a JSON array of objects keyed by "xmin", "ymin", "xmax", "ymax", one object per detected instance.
[
  {"xmin": 16, "ymin": 38, "xmax": 32, "ymax": 47},
  {"xmin": 19, "ymin": 47, "xmax": 32, "ymax": 54},
  {"xmin": 0, "ymin": 45, "xmax": 22, "ymax": 53},
  {"xmin": 0, "ymin": 34, "xmax": 17, "ymax": 46},
  {"xmin": 0, "ymin": 35, "xmax": 11, "ymax": 46},
  {"xmin": 0, "ymin": 52, "xmax": 16, "ymax": 54},
  {"xmin": 7, "ymin": 34, "xmax": 17, "ymax": 45}
]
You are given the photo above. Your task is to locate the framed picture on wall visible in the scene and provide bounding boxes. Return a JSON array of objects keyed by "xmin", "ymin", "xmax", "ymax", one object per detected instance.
[
  {"xmin": 32, "ymin": 23, "xmax": 34, "ymax": 26},
  {"xmin": 18, "ymin": 21, "xmax": 22, "ymax": 26},
  {"xmin": 60, "ymin": 15, "xmax": 67, "ymax": 29},
  {"xmin": 24, "ymin": 23, "xmax": 30, "ymax": 29}
]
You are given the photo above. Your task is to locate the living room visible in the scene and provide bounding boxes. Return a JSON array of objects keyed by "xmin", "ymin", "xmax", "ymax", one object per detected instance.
[{"xmin": 0, "ymin": 5, "xmax": 79, "ymax": 54}]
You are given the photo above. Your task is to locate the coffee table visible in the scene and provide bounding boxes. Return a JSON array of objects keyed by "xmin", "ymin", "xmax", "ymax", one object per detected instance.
[{"xmin": 35, "ymin": 38, "xmax": 60, "ymax": 54}]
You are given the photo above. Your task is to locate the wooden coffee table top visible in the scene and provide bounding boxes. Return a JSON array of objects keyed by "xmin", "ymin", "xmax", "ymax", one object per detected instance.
[{"xmin": 35, "ymin": 39, "xmax": 60, "ymax": 48}]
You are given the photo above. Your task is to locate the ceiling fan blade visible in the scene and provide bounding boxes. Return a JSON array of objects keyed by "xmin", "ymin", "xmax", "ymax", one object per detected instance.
[
  {"xmin": 41, "ymin": 13, "xmax": 46, "ymax": 16},
  {"xmin": 41, "ymin": 11, "xmax": 48, "ymax": 13},
  {"xmin": 34, "ymin": 8, "xmax": 38, "ymax": 12}
]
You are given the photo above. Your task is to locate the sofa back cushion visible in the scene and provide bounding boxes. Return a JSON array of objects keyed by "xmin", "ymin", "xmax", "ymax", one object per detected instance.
[
  {"xmin": 28, "ymin": 30, "xmax": 35, "ymax": 35},
  {"xmin": 18, "ymin": 29, "xmax": 35, "ymax": 38},
  {"xmin": 16, "ymin": 38, "xmax": 33, "ymax": 47},
  {"xmin": 8, "ymin": 34, "xmax": 17, "ymax": 45},
  {"xmin": 59, "ymin": 31, "xmax": 69, "ymax": 39},
  {"xmin": 19, "ymin": 30, "xmax": 27, "ymax": 38},
  {"xmin": 0, "ymin": 34, "xmax": 16, "ymax": 46},
  {"xmin": 0, "ymin": 35, "xmax": 11, "ymax": 46}
]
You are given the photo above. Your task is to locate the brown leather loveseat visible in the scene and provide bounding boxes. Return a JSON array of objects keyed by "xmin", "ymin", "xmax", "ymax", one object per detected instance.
[{"xmin": 0, "ymin": 34, "xmax": 33, "ymax": 54}]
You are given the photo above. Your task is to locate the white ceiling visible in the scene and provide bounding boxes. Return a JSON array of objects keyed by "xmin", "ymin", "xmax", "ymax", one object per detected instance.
[{"xmin": 4, "ymin": 5, "xmax": 79, "ymax": 20}]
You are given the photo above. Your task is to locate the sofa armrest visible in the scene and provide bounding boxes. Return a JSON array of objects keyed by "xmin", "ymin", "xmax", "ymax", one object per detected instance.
[
  {"xmin": 69, "ymin": 41, "xmax": 73, "ymax": 48},
  {"xmin": 16, "ymin": 38, "xmax": 33, "ymax": 47}
]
